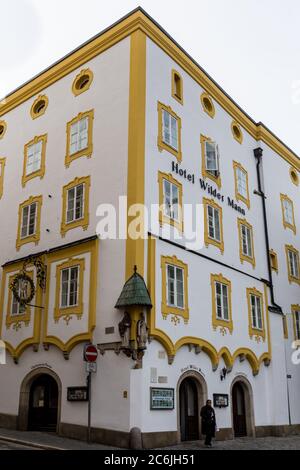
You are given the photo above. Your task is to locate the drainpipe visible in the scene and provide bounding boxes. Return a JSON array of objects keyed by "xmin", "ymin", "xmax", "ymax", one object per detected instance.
[{"xmin": 253, "ymin": 147, "xmax": 282, "ymax": 314}]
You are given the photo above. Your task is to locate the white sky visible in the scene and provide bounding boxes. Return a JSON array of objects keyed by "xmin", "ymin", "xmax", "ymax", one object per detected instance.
[{"xmin": 1, "ymin": 0, "xmax": 300, "ymax": 155}]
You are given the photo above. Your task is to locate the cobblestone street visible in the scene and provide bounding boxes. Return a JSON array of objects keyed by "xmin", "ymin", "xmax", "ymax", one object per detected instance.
[{"xmin": 160, "ymin": 435, "xmax": 300, "ymax": 450}]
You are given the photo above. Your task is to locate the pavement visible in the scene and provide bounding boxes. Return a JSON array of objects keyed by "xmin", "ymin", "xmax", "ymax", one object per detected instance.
[{"xmin": 0, "ymin": 427, "xmax": 300, "ymax": 450}]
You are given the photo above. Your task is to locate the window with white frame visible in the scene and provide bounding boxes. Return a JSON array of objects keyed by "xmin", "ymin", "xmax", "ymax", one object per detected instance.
[
  {"xmin": 241, "ymin": 223, "xmax": 253, "ymax": 258},
  {"xmin": 163, "ymin": 179, "xmax": 179, "ymax": 221},
  {"xmin": 215, "ymin": 281, "xmax": 229, "ymax": 321},
  {"xmin": 60, "ymin": 265, "xmax": 79, "ymax": 308},
  {"xmin": 250, "ymin": 294, "xmax": 263, "ymax": 330},
  {"xmin": 282, "ymin": 198, "xmax": 294, "ymax": 226},
  {"xmin": 70, "ymin": 116, "xmax": 88, "ymax": 155},
  {"xmin": 236, "ymin": 166, "xmax": 247, "ymax": 199},
  {"xmin": 67, "ymin": 184, "xmax": 84, "ymax": 223},
  {"xmin": 207, "ymin": 204, "xmax": 221, "ymax": 242},
  {"xmin": 294, "ymin": 310, "xmax": 300, "ymax": 340},
  {"xmin": 162, "ymin": 109, "xmax": 178, "ymax": 150},
  {"xmin": 21, "ymin": 203, "xmax": 37, "ymax": 238},
  {"xmin": 26, "ymin": 140, "xmax": 43, "ymax": 175},
  {"xmin": 11, "ymin": 287, "xmax": 26, "ymax": 316},
  {"xmin": 166, "ymin": 264, "xmax": 184, "ymax": 309},
  {"xmin": 288, "ymin": 249, "xmax": 299, "ymax": 279},
  {"xmin": 205, "ymin": 141, "xmax": 219, "ymax": 176}
]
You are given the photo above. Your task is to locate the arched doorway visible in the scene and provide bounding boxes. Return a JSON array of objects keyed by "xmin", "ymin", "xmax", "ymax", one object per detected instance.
[
  {"xmin": 231, "ymin": 377, "xmax": 255, "ymax": 438},
  {"xmin": 179, "ymin": 378, "xmax": 199, "ymax": 441},
  {"xmin": 28, "ymin": 374, "xmax": 58, "ymax": 431},
  {"xmin": 18, "ymin": 368, "xmax": 62, "ymax": 432}
]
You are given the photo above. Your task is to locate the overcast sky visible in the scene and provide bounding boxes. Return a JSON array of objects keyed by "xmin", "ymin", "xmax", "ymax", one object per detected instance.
[{"xmin": 1, "ymin": 0, "xmax": 300, "ymax": 155}]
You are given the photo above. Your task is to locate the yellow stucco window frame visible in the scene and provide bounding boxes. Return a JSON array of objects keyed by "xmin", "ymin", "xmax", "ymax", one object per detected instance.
[
  {"xmin": 282, "ymin": 315, "xmax": 289, "ymax": 339},
  {"xmin": 0, "ymin": 120, "xmax": 7, "ymax": 140},
  {"xmin": 247, "ymin": 287, "xmax": 266, "ymax": 341},
  {"xmin": 233, "ymin": 161, "xmax": 250, "ymax": 209},
  {"xmin": 201, "ymin": 134, "xmax": 221, "ymax": 188},
  {"xmin": 237, "ymin": 218, "xmax": 256, "ymax": 268},
  {"xmin": 158, "ymin": 171, "xmax": 183, "ymax": 232},
  {"xmin": 0, "ymin": 158, "xmax": 6, "ymax": 199},
  {"xmin": 200, "ymin": 92, "xmax": 215, "ymax": 118},
  {"xmin": 292, "ymin": 305, "xmax": 300, "ymax": 341},
  {"xmin": 65, "ymin": 109, "xmax": 94, "ymax": 167},
  {"xmin": 280, "ymin": 194, "xmax": 296, "ymax": 234},
  {"xmin": 61, "ymin": 176, "xmax": 90, "ymax": 237},
  {"xmin": 5, "ymin": 271, "xmax": 34, "ymax": 330},
  {"xmin": 30, "ymin": 95, "xmax": 49, "ymax": 120},
  {"xmin": 161, "ymin": 255, "xmax": 189, "ymax": 322},
  {"xmin": 269, "ymin": 249, "xmax": 278, "ymax": 273},
  {"xmin": 285, "ymin": 244, "xmax": 300, "ymax": 285},
  {"xmin": 203, "ymin": 197, "xmax": 224, "ymax": 254},
  {"xmin": 171, "ymin": 69, "xmax": 183, "ymax": 104},
  {"xmin": 16, "ymin": 195, "xmax": 43, "ymax": 251},
  {"xmin": 54, "ymin": 257, "xmax": 85, "ymax": 323},
  {"xmin": 211, "ymin": 273, "xmax": 233, "ymax": 334},
  {"xmin": 22, "ymin": 134, "xmax": 47, "ymax": 187},
  {"xmin": 231, "ymin": 121, "xmax": 243, "ymax": 144},
  {"xmin": 72, "ymin": 68, "xmax": 94, "ymax": 96},
  {"xmin": 157, "ymin": 102, "xmax": 182, "ymax": 162}
]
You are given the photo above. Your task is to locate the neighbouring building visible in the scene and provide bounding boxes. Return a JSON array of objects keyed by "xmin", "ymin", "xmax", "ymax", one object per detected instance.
[{"xmin": 0, "ymin": 8, "xmax": 299, "ymax": 448}]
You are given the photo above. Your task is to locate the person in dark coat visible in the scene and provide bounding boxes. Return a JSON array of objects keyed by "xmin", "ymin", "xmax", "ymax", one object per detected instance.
[{"xmin": 200, "ymin": 400, "xmax": 216, "ymax": 447}]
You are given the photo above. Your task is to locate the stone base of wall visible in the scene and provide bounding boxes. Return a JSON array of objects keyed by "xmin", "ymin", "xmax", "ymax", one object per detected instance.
[
  {"xmin": 0, "ymin": 413, "xmax": 18, "ymax": 430},
  {"xmin": 1, "ymin": 414, "xmax": 300, "ymax": 448}
]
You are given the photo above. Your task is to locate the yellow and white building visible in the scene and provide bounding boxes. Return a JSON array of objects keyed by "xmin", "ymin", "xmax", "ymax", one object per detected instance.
[{"xmin": 0, "ymin": 8, "xmax": 299, "ymax": 447}]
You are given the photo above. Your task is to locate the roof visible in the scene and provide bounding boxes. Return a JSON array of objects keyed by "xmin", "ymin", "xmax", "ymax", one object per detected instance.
[
  {"xmin": 115, "ymin": 268, "xmax": 152, "ymax": 309},
  {"xmin": 0, "ymin": 7, "xmax": 299, "ymax": 169}
]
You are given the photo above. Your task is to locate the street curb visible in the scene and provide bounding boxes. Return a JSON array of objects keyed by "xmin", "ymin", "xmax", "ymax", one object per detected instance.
[{"xmin": 0, "ymin": 434, "xmax": 65, "ymax": 451}]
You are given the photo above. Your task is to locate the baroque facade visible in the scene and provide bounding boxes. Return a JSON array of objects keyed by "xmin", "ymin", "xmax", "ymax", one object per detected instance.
[{"xmin": 0, "ymin": 8, "xmax": 299, "ymax": 447}]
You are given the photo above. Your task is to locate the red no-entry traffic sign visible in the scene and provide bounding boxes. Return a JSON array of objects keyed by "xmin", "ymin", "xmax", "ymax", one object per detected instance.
[{"xmin": 84, "ymin": 344, "xmax": 98, "ymax": 363}]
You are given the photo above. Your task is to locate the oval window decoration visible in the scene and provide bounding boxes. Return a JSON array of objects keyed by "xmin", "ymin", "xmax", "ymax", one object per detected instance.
[
  {"xmin": 72, "ymin": 69, "xmax": 94, "ymax": 96},
  {"xmin": 231, "ymin": 121, "xmax": 243, "ymax": 144},
  {"xmin": 0, "ymin": 120, "xmax": 7, "ymax": 140},
  {"xmin": 200, "ymin": 92, "xmax": 215, "ymax": 118},
  {"xmin": 30, "ymin": 95, "xmax": 49, "ymax": 120},
  {"xmin": 290, "ymin": 167, "xmax": 299, "ymax": 186}
]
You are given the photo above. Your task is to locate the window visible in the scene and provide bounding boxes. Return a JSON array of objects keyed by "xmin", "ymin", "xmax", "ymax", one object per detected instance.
[
  {"xmin": 201, "ymin": 135, "xmax": 221, "ymax": 188},
  {"xmin": 233, "ymin": 161, "xmax": 250, "ymax": 208},
  {"xmin": 6, "ymin": 272, "xmax": 33, "ymax": 329},
  {"xmin": 200, "ymin": 92, "xmax": 215, "ymax": 118},
  {"xmin": 157, "ymin": 102, "xmax": 182, "ymax": 161},
  {"xmin": 158, "ymin": 172, "xmax": 183, "ymax": 231},
  {"xmin": 54, "ymin": 258, "xmax": 85, "ymax": 322},
  {"xmin": 0, "ymin": 120, "xmax": 7, "ymax": 140},
  {"xmin": 269, "ymin": 249, "xmax": 278, "ymax": 273},
  {"xmin": 280, "ymin": 194, "xmax": 296, "ymax": 234},
  {"xmin": 60, "ymin": 266, "xmax": 79, "ymax": 308},
  {"xmin": 231, "ymin": 121, "xmax": 243, "ymax": 144},
  {"xmin": 203, "ymin": 198, "xmax": 224, "ymax": 253},
  {"xmin": 0, "ymin": 158, "xmax": 6, "ymax": 199},
  {"xmin": 292, "ymin": 305, "xmax": 300, "ymax": 340},
  {"xmin": 16, "ymin": 196, "xmax": 42, "ymax": 251},
  {"xmin": 171, "ymin": 70, "xmax": 183, "ymax": 104},
  {"xmin": 22, "ymin": 135, "xmax": 47, "ymax": 186},
  {"xmin": 238, "ymin": 218, "xmax": 255, "ymax": 268},
  {"xmin": 30, "ymin": 95, "xmax": 49, "ymax": 119},
  {"xmin": 161, "ymin": 255, "xmax": 189, "ymax": 322},
  {"xmin": 285, "ymin": 245, "xmax": 300, "ymax": 284},
  {"xmin": 247, "ymin": 288, "xmax": 265, "ymax": 340},
  {"xmin": 65, "ymin": 110, "xmax": 94, "ymax": 167},
  {"xmin": 289, "ymin": 167, "xmax": 299, "ymax": 186},
  {"xmin": 72, "ymin": 68, "xmax": 94, "ymax": 96},
  {"xmin": 61, "ymin": 176, "xmax": 90, "ymax": 237},
  {"xmin": 211, "ymin": 274, "xmax": 233, "ymax": 333}
]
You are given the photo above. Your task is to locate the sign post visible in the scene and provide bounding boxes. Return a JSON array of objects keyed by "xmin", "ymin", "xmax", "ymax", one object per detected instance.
[{"xmin": 84, "ymin": 344, "xmax": 98, "ymax": 444}]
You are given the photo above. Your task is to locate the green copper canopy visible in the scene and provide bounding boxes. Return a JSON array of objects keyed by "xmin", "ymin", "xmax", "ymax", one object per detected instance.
[{"xmin": 115, "ymin": 268, "xmax": 152, "ymax": 309}]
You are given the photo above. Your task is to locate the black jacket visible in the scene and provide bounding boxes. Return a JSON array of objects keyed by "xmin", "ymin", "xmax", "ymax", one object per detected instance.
[{"xmin": 200, "ymin": 405, "xmax": 216, "ymax": 436}]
